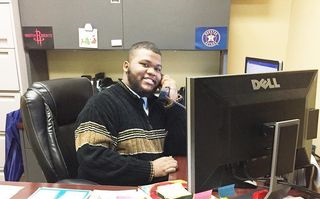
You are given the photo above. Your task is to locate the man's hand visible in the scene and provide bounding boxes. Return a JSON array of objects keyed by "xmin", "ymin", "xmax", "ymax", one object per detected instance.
[
  {"xmin": 161, "ymin": 75, "xmax": 179, "ymax": 101},
  {"xmin": 152, "ymin": 156, "xmax": 178, "ymax": 177}
]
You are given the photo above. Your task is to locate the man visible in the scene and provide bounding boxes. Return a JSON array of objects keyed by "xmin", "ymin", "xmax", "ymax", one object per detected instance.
[{"xmin": 74, "ymin": 41, "xmax": 186, "ymax": 186}]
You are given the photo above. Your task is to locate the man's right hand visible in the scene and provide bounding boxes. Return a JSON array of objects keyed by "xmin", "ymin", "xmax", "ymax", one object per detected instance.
[{"xmin": 152, "ymin": 156, "xmax": 178, "ymax": 177}]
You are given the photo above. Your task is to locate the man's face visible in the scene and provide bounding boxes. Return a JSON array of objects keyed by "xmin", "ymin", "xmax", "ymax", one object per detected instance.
[{"xmin": 123, "ymin": 48, "xmax": 162, "ymax": 96}]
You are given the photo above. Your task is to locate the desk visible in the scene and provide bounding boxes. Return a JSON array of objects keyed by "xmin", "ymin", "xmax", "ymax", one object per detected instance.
[
  {"xmin": 2, "ymin": 156, "xmax": 315, "ymax": 199},
  {"xmin": 0, "ymin": 181, "xmax": 136, "ymax": 199},
  {"xmin": 0, "ymin": 156, "xmax": 186, "ymax": 199},
  {"xmin": 171, "ymin": 156, "xmax": 319, "ymax": 199}
]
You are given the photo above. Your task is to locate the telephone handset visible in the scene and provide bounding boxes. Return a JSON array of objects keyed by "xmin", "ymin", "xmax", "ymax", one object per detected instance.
[
  {"xmin": 158, "ymin": 74, "xmax": 169, "ymax": 100},
  {"xmin": 157, "ymin": 74, "xmax": 185, "ymax": 108},
  {"xmin": 157, "ymin": 86, "xmax": 186, "ymax": 109},
  {"xmin": 158, "ymin": 86, "xmax": 170, "ymax": 100}
]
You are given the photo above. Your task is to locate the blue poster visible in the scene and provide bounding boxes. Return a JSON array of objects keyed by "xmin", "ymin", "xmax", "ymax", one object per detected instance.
[{"xmin": 195, "ymin": 27, "xmax": 228, "ymax": 50}]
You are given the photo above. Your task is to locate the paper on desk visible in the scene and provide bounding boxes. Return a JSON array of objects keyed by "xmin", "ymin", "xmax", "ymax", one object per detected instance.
[
  {"xmin": 0, "ymin": 185, "xmax": 24, "ymax": 199},
  {"xmin": 28, "ymin": 187, "xmax": 92, "ymax": 199},
  {"xmin": 89, "ymin": 188, "xmax": 150, "ymax": 199},
  {"xmin": 139, "ymin": 179, "xmax": 188, "ymax": 199},
  {"xmin": 156, "ymin": 183, "xmax": 192, "ymax": 199}
]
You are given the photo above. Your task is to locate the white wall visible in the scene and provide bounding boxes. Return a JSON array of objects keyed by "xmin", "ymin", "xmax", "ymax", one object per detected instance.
[
  {"xmin": 228, "ymin": 0, "xmax": 320, "ymax": 154},
  {"xmin": 285, "ymin": 0, "xmax": 320, "ymax": 154},
  {"xmin": 228, "ymin": 0, "xmax": 292, "ymax": 74}
]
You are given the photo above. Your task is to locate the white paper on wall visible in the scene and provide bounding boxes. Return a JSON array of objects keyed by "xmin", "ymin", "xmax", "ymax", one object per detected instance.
[{"xmin": 78, "ymin": 23, "xmax": 98, "ymax": 48}]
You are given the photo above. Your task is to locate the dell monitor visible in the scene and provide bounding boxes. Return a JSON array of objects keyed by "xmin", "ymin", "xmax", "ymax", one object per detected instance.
[
  {"xmin": 186, "ymin": 69, "xmax": 318, "ymax": 195},
  {"xmin": 245, "ymin": 57, "xmax": 282, "ymax": 74}
]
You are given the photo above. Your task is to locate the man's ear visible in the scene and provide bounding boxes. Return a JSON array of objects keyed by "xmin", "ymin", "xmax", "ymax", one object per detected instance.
[{"xmin": 123, "ymin": 61, "xmax": 129, "ymax": 73}]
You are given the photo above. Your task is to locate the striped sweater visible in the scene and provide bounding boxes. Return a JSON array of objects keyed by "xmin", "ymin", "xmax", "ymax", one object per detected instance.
[{"xmin": 74, "ymin": 81, "xmax": 186, "ymax": 186}]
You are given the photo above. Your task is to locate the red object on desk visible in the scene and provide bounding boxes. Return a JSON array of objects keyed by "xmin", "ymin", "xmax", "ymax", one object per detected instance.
[{"xmin": 252, "ymin": 189, "xmax": 268, "ymax": 199}]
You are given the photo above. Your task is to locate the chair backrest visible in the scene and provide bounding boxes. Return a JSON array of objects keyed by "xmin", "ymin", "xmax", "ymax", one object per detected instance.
[{"xmin": 20, "ymin": 78, "xmax": 94, "ymax": 183}]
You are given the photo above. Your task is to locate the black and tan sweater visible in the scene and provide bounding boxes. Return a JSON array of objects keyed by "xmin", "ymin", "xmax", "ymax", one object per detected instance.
[{"xmin": 74, "ymin": 81, "xmax": 186, "ymax": 186}]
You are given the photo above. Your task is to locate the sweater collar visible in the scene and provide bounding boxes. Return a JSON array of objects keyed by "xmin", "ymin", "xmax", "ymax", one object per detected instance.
[
  {"xmin": 118, "ymin": 80, "xmax": 158, "ymax": 105},
  {"xmin": 119, "ymin": 81, "xmax": 150, "ymax": 115}
]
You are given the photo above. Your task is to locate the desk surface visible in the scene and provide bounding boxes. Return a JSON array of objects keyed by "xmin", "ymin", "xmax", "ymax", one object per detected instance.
[
  {"xmin": 1, "ymin": 156, "xmax": 187, "ymax": 199},
  {"xmin": 2, "ymin": 156, "xmax": 315, "ymax": 199},
  {"xmin": 0, "ymin": 181, "xmax": 136, "ymax": 199},
  {"xmin": 0, "ymin": 156, "xmax": 265, "ymax": 199}
]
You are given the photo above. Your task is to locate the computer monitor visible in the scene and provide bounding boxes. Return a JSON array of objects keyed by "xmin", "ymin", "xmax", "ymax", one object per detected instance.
[
  {"xmin": 245, "ymin": 57, "xmax": 282, "ymax": 74},
  {"xmin": 186, "ymin": 70, "xmax": 318, "ymax": 195}
]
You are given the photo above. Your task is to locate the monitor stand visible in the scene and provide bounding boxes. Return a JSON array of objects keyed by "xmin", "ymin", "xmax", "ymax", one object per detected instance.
[{"xmin": 264, "ymin": 119, "xmax": 300, "ymax": 199}]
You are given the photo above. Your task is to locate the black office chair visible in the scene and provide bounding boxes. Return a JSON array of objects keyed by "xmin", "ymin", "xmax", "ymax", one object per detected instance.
[{"xmin": 20, "ymin": 77, "xmax": 96, "ymax": 184}]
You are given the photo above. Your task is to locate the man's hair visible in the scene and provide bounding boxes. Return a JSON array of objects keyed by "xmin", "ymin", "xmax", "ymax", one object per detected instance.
[{"xmin": 128, "ymin": 41, "xmax": 161, "ymax": 60}]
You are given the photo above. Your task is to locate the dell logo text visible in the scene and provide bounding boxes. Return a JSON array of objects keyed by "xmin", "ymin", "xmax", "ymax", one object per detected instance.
[{"xmin": 251, "ymin": 78, "xmax": 280, "ymax": 90}]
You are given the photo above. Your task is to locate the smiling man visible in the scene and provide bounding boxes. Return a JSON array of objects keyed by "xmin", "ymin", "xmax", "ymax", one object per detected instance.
[{"xmin": 74, "ymin": 41, "xmax": 187, "ymax": 186}]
